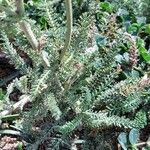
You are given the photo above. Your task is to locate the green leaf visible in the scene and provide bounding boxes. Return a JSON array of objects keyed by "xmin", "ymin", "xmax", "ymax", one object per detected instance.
[
  {"xmin": 136, "ymin": 37, "xmax": 145, "ymax": 48},
  {"xmin": 99, "ymin": 2, "xmax": 113, "ymax": 13},
  {"xmin": 118, "ymin": 132, "xmax": 128, "ymax": 150},
  {"xmin": 139, "ymin": 47, "xmax": 150, "ymax": 63},
  {"xmin": 76, "ymin": 0, "xmax": 84, "ymax": 6},
  {"xmin": 128, "ymin": 23, "xmax": 140, "ymax": 33},
  {"xmin": 142, "ymin": 146, "xmax": 150, "ymax": 150},
  {"xmin": 17, "ymin": 142, "xmax": 23, "ymax": 150},
  {"xmin": 1, "ymin": 114, "xmax": 20, "ymax": 122},
  {"xmin": 145, "ymin": 24, "xmax": 150, "ymax": 34},
  {"xmin": 0, "ymin": 89, "xmax": 5, "ymax": 101},
  {"xmin": 129, "ymin": 128, "xmax": 139, "ymax": 145}
]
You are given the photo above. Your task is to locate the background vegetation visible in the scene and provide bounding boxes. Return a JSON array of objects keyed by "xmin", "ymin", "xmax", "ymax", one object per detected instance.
[{"xmin": 0, "ymin": 0, "xmax": 150, "ymax": 149}]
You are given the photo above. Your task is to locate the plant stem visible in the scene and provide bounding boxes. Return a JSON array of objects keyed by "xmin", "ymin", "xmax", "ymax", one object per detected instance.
[
  {"xmin": 0, "ymin": 95, "xmax": 30, "ymax": 118},
  {"xmin": 15, "ymin": 0, "xmax": 24, "ymax": 17},
  {"xmin": 1, "ymin": 114, "xmax": 20, "ymax": 122},
  {"xmin": 15, "ymin": 0, "xmax": 39, "ymax": 51},
  {"xmin": 59, "ymin": 0, "xmax": 73, "ymax": 64},
  {"xmin": 19, "ymin": 21, "xmax": 39, "ymax": 50}
]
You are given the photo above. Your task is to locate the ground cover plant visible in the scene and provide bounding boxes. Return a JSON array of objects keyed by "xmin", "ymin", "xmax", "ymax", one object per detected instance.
[{"xmin": 0, "ymin": 0, "xmax": 150, "ymax": 149}]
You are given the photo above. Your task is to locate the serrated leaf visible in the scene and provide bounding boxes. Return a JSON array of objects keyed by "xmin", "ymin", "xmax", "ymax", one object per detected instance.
[{"xmin": 42, "ymin": 50, "xmax": 50, "ymax": 67}]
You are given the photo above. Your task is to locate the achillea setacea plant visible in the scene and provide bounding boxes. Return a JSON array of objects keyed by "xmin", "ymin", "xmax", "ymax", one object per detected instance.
[{"xmin": 0, "ymin": 0, "xmax": 150, "ymax": 149}]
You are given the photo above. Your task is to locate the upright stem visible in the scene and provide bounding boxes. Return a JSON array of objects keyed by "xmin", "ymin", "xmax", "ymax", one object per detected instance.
[
  {"xmin": 0, "ymin": 95, "xmax": 30, "ymax": 118},
  {"xmin": 19, "ymin": 21, "xmax": 39, "ymax": 50},
  {"xmin": 15, "ymin": 0, "xmax": 39, "ymax": 51},
  {"xmin": 60, "ymin": 0, "xmax": 73, "ymax": 64},
  {"xmin": 15, "ymin": 0, "xmax": 24, "ymax": 17}
]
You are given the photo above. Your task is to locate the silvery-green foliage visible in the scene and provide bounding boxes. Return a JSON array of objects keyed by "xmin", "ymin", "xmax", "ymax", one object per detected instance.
[{"xmin": 0, "ymin": 0, "xmax": 150, "ymax": 149}]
